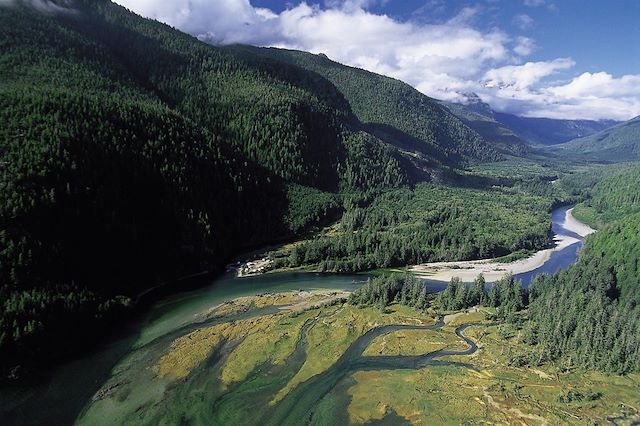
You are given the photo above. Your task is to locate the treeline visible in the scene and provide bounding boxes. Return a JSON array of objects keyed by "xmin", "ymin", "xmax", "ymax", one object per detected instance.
[
  {"xmin": 436, "ymin": 274, "xmax": 527, "ymax": 317},
  {"xmin": 348, "ymin": 275, "xmax": 428, "ymax": 310},
  {"xmin": 275, "ymin": 184, "xmax": 551, "ymax": 272},
  {"xmin": 348, "ymin": 272, "xmax": 529, "ymax": 318}
]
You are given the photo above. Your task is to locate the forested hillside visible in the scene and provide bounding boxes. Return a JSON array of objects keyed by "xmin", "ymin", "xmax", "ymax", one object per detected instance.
[
  {"xmin": 572, "ymin": 165, "xmax": 640, "ymax": 227},
  {"xmin": 0, "ymin": 0, "xmax": 545, "ymax": 378},
  {"xmin": 272, "ymin": 184, "xmax": 551, "ymax": 272},
  {"xmin": 526, "ymin": 166, "xmax": 640, "ymax": 373},
  {"xmin": 494, "ymin": 112, "xmax": 619, "ymax": 146},
  {"xmin": 0, "ymin": 0, "xmax": 414, "ymax": 376},
  {"xmin": 440, "ymin": 101, "xmax": 529, "ymax": 156},
  {"xmin": 551, "ymin": 117, "xmax": 640, "ymax": 162},
  {"xmin": 241, "ymin": 47, "xmax": 501, "ymax": 166}
]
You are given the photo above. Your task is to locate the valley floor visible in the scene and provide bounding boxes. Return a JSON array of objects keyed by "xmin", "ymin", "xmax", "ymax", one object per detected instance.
[
  {"xmin": 79, "ymin": 291, "xmax": 640, "ymax": 425},
  {"xmin": 409, "ymin": 207, "xmax": 594, "ymax": 283}
]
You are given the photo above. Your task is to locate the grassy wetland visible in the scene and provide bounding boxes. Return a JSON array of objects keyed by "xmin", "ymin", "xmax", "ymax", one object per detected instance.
[{"xmin": 77, "ymin": 291, "xmax": 640, "ymax": 425}]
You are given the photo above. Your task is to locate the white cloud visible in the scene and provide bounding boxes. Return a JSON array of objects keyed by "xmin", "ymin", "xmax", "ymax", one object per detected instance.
[
  {"xmin": 550, "ymin": 72, "xmax": 640, "ymax": 98},
  {"xmin": 112, "ymin": 0, "xmax": 640, "ymax": 120},
  {"xmin": 480, "ymin": 65, "xmax": 640, "ymax": 120},
  {"xmin": 523, "ymin": 0, "xmax": 545, "ymax": 7},
  {"xmin": 483, "ymin": 58, "xmax": 574, "ymax": 90},
  {"xmin": 512, "ymin": 13, "xmax": 534, "ymax": 30},
  {"xmin": 513, "ymin": 36, "xmax": 535, "ymax": 56}
]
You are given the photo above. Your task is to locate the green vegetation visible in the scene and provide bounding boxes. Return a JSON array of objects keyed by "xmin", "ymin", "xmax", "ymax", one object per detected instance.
[
  {"xmin": 2, "ymin": 0, "xmax": 637, "ymax": 396},
  {"xmin": 0, "ymin": 0, "xmax": 554, "ymax": 378},
  {"xmin": 520, "ymin": 164, "xmax": 640, "ymax": 374},
  {"xmin": 551, "ymin": 116, "xmax": 640, "ymax": 161},
  {"xmin": 272, "ymin": 184, "xmax": 551, "ymax": 272},
  {"xmin": 284, "ymin": 185, "xmax": 340, "ymax": 233},
  {"xmin": 526, "ymin": 214, "xmax": 640, "ymax": 374},
  {"xmin": 348, "ymin": 274, "xmax": 429, "ymax": 310},
  {"xmin": 469, "ymin": 157, "xmax": 562, "ymax": 179},
  {"xmin": 78, "ymin": 291, "xmax": 640, "ymax": 425},
  {"xmin": 572, "ymin": 164, "xmax": 640, "ymax": 227},
  {"xmin": 436, "ymin": 274, "xmax": 526, "ymax": 317},
  {"xmin": 248, "ymin": 47, "xmax": 501, "ymax": 165},
  {"xmin": 0, "ymin": 0, "xmax": 441, "ymax": 376}
]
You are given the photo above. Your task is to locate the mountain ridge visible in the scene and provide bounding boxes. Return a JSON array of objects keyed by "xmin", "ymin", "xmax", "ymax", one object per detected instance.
[{"xmin": 549, "ymin": 116, "xmax": 640, "ymax": 162}]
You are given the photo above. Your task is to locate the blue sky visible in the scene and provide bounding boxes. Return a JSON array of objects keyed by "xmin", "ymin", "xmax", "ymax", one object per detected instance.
[
  {"xmin": 115, "ymin": 0, "xmax": 640, "ymax": 120},
  {"xmin": 250, "ymin": 0, "xmax": 640, "ymax": 78}
]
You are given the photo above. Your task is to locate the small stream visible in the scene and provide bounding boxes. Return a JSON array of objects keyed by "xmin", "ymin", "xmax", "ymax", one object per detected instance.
[{"xmin": 263, "ymin": 318, "xmax": 487, "ymax": 426}]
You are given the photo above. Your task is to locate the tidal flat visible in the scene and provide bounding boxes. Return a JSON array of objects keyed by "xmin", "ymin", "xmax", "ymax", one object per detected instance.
[{"xmin": 78, "ymin": 291, "xmax": 640, "ymax": 425}]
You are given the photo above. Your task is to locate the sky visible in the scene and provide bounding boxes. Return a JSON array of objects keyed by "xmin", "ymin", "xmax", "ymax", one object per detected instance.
[{"xmin": 112, "ymin": 0, "xmax": 640, "ymax": 121}]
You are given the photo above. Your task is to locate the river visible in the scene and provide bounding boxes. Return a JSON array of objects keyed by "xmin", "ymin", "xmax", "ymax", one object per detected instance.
[{"xmin": 0, "ymin": 206, "xmax": 591, "ymax": 425}]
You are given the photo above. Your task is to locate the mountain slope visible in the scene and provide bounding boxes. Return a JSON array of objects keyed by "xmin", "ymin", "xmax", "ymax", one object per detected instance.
[
  {"xmin": 572, "ymin": 165, "xmax": 640, "ymax": 227},
  {"xmin": 0, "ymin": 0, "xmax": 418, "ymax": 375},
  {"xmin": 550, "ymin": 116, "xmax": 640, "ymax": 162},
  {"xmin": 439, "ymin": 99, "xmax": 530, "ymax": 156},
  {"xmin": 0, "ymin": 0, "xmax": 556, "ymax": 379},
  {"xmin": 236, "ymin": 46, "xmax": 502, "ymax": 166},
  {"xmin": 494, "ymin": 111, "xmax": 619, "ymax": 146}
]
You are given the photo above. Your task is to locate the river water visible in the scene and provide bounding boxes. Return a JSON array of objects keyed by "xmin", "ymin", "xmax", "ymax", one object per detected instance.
[{"xmin": 0, "ymin": 206, "xmax": 588, "ymax": 425}]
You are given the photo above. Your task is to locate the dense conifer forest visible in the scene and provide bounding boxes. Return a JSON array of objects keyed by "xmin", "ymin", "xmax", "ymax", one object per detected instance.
[
  {"xmin": 572, "ymin": 166, "xmax": 640, "ymax": 227},
  {"xmin": 0, "ymin": 0, "xmax": 545, "ymax": 377},
  {"xmin": 273, "ymin": 184, "xmax": 551, "ymax": 272},
  {"xmin": 525, "ymin": 167, "xmax": 640, "ymax": 373},
  {"xmin": 1, "ymin": 0, "xmax": 638, "ymax": 383}
]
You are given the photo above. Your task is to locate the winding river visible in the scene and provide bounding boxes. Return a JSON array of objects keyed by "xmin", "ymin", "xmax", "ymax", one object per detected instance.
[{"xmin": 0, "ymin": 206, "xmax": 591, "ymax": 425}]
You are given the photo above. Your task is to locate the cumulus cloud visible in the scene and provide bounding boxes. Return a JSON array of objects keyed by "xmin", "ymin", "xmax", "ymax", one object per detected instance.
[
  {"xmin": 483, "ymin": 58, "xmax": 575, "ymax": 90},
  {"xmin": 512, "ymin": 14, "xmax": 534, "ymax": 30},
  {"xmin": 513, "ymin": 36, "xmax": 535, "ymax": 56},
  {"xmin": 480, "ymin": 65, "xmax": 640, "ymax": 120},
  {"xmin": 112, "ymin": 0, "xmax": 640, "ymax": 120}
]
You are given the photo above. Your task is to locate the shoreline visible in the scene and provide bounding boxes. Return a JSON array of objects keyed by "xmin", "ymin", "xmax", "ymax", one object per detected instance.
[
  {"xmin": 409, "ymin": 207, "xmax": 594, "ymax": 283},
  {"xmin": 564, "ymin": 207, "xmax": 596, "ymax": 237}
]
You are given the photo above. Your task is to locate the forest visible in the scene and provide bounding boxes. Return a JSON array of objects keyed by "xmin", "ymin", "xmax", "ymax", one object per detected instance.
[
  {"xmin": 0, "ymin": 0, "xmax": 524, "ymax": 377},
  {"xmin": 1, "ymin": 0, "xmax": 638, "ymax": 384},
  {"xmin": 572, "ymin": 165, "xmax": 640, "ymax": 227},
  {"xmin": 272, "ymin": 184, "xmax": 552, "ymax": 272},
  {"xmin": 524, "ymin": 166, "xmax": 640, "ymax": 374},
  {"xmin": 349, "ymin": 272, "xmax": 527, "ymax": 319}
]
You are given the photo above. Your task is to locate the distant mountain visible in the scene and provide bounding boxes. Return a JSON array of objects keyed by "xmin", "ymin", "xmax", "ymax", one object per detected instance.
[
  {"xmin": 438, "ymin": 92, "xmax": 617, "ymax": 153},
  {"xmin": 550, "ymin": 116, "xmax": 640, "ymax": 162},
  {"xmin": 493, "ymin": 112, "xmax": 619, "ymax": 146}
]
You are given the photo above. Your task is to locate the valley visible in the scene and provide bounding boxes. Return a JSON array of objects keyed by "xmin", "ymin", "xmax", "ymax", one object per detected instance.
[
  {"xmin": 1, "ymin": 1, "xmax": 639, "ymax": 425},
  {"xmin": 5, "ymin": 204, "xmax": 637, "ymax": 425}
]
